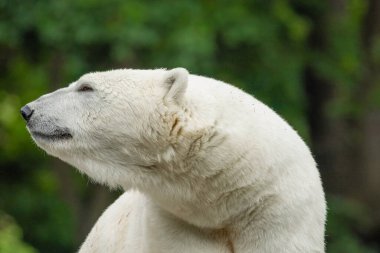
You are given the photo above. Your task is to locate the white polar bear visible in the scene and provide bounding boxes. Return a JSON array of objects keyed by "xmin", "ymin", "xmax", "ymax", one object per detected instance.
[{"xmin": 22, "ymin": 68, "xmax": 326, "ymax": 253}]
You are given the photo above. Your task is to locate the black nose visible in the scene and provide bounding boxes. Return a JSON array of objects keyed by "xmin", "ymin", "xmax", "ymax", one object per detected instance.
[{"xmin": 20, "ymin": 105, "xmax": 34, "ymax": 122}]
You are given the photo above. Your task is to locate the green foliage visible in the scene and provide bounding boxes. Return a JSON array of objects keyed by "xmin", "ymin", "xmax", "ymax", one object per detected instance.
[
  {"xmin": 0, "ymin": 0, "xmax": 377, "ymax": 252},
  {"xmin": 0, "ymin": 212, "xmax": 38, "ymax": 253},
  {"xmin": 311, "ymin": 0, "xmax": 368, "ymax": 119},
  {"xmin": 326, "ymin": 196, "xmax": 378, "ymax": 253}
]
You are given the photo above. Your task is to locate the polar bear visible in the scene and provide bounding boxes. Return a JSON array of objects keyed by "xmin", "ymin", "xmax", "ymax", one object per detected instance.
[{"xmin": 21, "ymin": 68, "xmax": 326, "ymax": 253}]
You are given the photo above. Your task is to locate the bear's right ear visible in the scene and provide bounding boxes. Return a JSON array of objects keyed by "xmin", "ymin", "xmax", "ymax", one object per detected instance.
[{"xmin": 163, "ymin": 68, "xmax": 188, "ymax": 105}]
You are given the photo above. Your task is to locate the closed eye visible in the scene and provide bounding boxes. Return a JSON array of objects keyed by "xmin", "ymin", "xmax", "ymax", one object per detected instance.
[{"xmin": 77, "ymin": 84, "xmax": 94, "ymax": 92}]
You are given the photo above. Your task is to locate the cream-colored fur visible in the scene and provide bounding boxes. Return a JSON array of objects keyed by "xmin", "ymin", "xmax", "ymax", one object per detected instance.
[{"xmin": 24, "ymin": 68, "xmax": 326, "ymax": 252}]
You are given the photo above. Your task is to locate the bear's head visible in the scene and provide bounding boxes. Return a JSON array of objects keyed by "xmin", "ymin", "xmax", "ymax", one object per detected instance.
[{"xmin": 21, "ymin": 68, "xmax": 190, "ymax": 188}]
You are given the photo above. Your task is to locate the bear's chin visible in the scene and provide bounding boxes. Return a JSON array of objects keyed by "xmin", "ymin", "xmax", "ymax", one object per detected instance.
[{"xmin": 31, "ymin": 133, "xmax": 76, "ymax": 160}]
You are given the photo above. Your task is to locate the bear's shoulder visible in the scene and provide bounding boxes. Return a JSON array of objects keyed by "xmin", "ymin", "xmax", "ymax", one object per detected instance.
[{"xmin": 78, "ymin": 191, "xmax": 145, "ymax": 253}]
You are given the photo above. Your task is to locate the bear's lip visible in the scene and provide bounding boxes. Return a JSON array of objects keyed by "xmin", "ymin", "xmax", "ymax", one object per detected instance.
[
  {"xmin": 30, "ymin": 130, "xmax": 73, "ymax": 141},
  {"xmin": 26, "ymin": 120, "xmax": 73, "ymax": 141}
]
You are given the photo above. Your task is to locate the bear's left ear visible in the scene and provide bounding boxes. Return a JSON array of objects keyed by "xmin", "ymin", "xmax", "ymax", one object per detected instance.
[{"xmin": 163, "ymin": 68, "xmax": 188, "ymax": 104}]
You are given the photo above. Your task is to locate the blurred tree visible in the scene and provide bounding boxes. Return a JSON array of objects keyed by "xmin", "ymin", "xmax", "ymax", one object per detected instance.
[{"xmin": 304, "ymin": 0, "xmax": 380, "ymax": 244}]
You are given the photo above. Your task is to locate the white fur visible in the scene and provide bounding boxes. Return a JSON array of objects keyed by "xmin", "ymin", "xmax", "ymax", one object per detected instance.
[{"xmin": 25, "ymin": 68, "xmax": 326, "ymax": 252}]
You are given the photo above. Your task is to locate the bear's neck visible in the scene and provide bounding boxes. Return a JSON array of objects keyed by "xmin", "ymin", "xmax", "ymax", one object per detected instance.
[{"xmin": 128, "ymin": 148, "xmax": 273, "ymax": 234}]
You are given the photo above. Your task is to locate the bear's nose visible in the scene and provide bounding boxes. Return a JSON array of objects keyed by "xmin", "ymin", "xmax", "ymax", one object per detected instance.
[{"xmin": 20, "ymin": 105, "xmax": 34, "ymax": 122}]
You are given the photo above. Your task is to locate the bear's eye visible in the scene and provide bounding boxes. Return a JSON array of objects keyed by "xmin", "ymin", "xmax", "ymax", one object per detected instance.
[{"xmin": 77, "ymin": 84, "xmax": 94, "ymax": 92}]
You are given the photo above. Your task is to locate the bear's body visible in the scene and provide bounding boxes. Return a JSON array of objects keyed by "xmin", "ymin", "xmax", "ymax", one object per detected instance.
[{"xmin": 23, "ymin": 68, "xmax": 326, "ymax": 253}]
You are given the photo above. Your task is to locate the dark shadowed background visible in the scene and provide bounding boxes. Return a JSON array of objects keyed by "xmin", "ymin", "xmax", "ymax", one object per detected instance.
[{"xmin": 1, "ymin": 0, "xmax": 380, "ymax": 252}]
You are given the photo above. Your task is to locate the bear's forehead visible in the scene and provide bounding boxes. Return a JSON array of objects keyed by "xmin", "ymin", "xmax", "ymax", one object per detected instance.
[{"xmin": 79, "ymin": 69, "xmax": 166, "ymax": 83}]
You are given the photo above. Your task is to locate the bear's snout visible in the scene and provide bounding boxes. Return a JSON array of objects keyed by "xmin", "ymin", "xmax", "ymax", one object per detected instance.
[{"xmin": 20, "ymin": 105, "xmax": 34, "ymax": 122}]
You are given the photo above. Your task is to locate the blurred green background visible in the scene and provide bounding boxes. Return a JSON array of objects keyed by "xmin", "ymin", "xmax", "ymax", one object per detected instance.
[{"xmin": 1, "ymin": 0, "xmax": 380, "ymax": 252}]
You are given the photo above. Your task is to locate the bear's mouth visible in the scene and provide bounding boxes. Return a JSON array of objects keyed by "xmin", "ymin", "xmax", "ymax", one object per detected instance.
[{"xmin": 30, "ymin": 129, "xmax": 73, "ymax": 141}]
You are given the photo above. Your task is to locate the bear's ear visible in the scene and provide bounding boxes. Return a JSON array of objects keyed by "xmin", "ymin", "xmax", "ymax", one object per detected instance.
[{"xmin": 163, "ymin": 68, "xmax": 188, "ymax": 104}]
